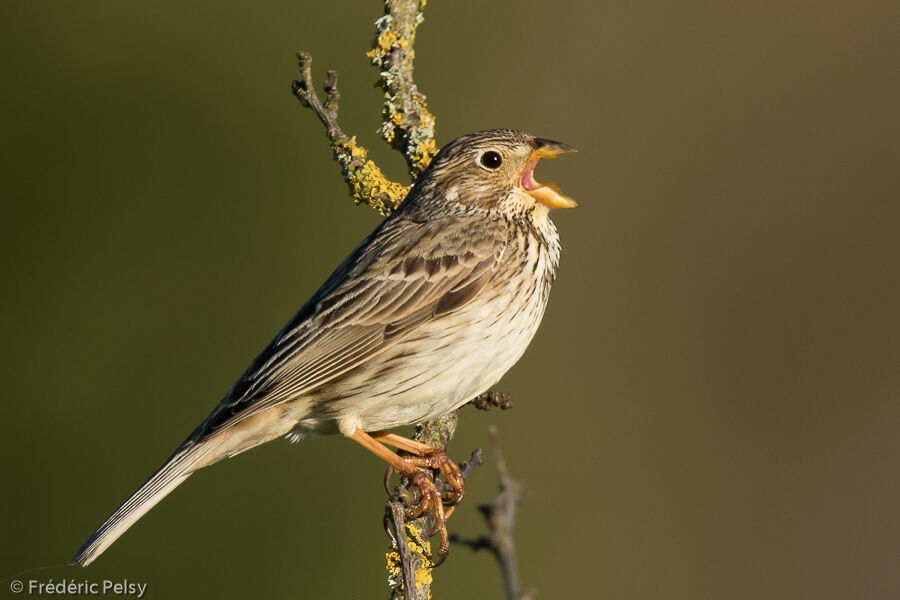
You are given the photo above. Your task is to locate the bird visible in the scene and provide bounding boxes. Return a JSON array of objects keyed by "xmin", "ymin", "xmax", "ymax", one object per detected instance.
[{"xmin": 70, "ymin": 128, "xmax": 576, "ymax": 567}]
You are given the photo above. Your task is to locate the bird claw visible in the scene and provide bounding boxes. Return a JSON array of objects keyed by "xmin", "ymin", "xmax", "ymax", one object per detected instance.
[
  {"xmin": 400, "ymin": 448, "xmax": 466, "ymax": 508},
  {"xmin": 367, "ymin": 431, "xmax": 476, "ymax": 563},
  {"xmin": 392, "ymin": 469, "xmax": 448, "ymax": 560},
  {"xmin": 389, "ymin": 449, "xmax": 466, "ymax": 562}
]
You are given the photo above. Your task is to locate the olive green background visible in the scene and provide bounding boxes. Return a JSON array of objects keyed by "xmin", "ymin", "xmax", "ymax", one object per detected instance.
[{"xmin": 1, "ymin": 1, "xmax": 897, "ymax": 598}]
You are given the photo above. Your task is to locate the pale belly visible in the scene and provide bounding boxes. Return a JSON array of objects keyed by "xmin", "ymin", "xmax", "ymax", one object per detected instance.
[
  {"xmin": 284, "ymin": 212, "xmax": 560, "ymax": 438},
  {"xmin": 288, "ymin": 271, "xmax": 550, "ymax": 437}
]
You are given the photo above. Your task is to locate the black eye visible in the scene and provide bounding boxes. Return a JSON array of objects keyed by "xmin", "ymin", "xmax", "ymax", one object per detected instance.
[{"xmin": 480, "ymin": 151, "xmax": 502, "ymax": 169}]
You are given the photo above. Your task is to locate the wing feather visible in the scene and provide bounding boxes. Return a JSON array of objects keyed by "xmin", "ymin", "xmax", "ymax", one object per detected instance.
[{"xmin": 198, "ymin": 215, "xmax": 507, "ymax": 435}]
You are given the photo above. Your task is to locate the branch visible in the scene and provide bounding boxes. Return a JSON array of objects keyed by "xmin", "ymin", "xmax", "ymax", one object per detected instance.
[
  {"xmin": 385, "ymin": 501, "xmax": 429, "ymax": 600},
  {"xmin": 291, "ymin": 52, "xmax": 408, "ymax": 214},
  {"xmin": 291, "ymin": 0, "xmax": 435, "ymax": 214},
  {"xmin": 367, "ymin": 0, "xmax": 437, "ymax": 178},
  {"xmin": 384, "ymin": 411, "xmax": 484, "ymax": 600},
  {"xmin": 451, "ymin": 427, "xmax": 534, "ymax": 600},
  {"xmin": 291, "ymin": 3, "xmax": 529, "ymax": 598},
  {"xmin": 384, "ymin": 415, "xmax": 460, "ymax": 600}
]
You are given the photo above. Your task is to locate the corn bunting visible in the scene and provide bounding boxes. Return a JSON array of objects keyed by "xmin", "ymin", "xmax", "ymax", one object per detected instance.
[{"xmin": 72, "ymin": 129, "xmax": 576, "ymax": 566}]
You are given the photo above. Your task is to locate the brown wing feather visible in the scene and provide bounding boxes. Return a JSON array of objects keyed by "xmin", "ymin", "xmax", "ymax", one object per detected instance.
[{"xmin": 198, "ymin": 215, "xmax": 507, "ymax": 435}]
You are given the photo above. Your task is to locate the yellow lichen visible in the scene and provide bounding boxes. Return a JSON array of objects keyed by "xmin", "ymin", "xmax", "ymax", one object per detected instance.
[
  {"xmin": 386, "ymin": 548, "xmax": 403, "ymax": 585},
  {"xmin": 385, "ymin": 524, "xmax": 435, "ymax": 596},
  {"xmin": 349, "ymin": 142, "xmax": 366, "ymax": 158},
  {"xmin": 377, "ymin": 30, "xmax": 400, "ymax": 52},
  {"xmin": 327, "ymin": 135, "xmax": 409, "ymax": 214},
  {"xmin": 415, "ymin": 140, "xmax": 436, "ymax": 164},
  {"xmin": 349, "ymin": 161, "xmax": 408, "ymax": 212},
  {"xmin": 351, "ymin": 0, "xmax": 437, "ymax": 204},
  {"xmin": 405, "ymin": 524, "xmax": 434, "ymax": 590}
]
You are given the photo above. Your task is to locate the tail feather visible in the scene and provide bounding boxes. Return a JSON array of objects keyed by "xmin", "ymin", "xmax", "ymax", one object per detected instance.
[{"xmin": 70, "ymin": 443, "xmax": 208, "ymax": 567}]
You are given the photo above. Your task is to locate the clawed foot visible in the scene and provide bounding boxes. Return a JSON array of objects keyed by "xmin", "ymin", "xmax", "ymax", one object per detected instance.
[
  {"xmin": 397, "ymin": 447, "xmax": 465, "ymax": 506},
  {"xmin": 388, "ymin": 447, "xmax": 466, "ymax": 561},
  {"xmin": 403, "ymin": 468, "xmax": 450, "ymax": 558},
  {"xmin": 350, "ymin": 428, "xmax": 482, "ymax": 563}
]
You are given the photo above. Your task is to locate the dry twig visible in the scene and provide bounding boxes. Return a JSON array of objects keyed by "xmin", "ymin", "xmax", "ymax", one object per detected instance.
[{"xmin": 451, "ymin": 427, "xmax": 534, "ymax": 600}]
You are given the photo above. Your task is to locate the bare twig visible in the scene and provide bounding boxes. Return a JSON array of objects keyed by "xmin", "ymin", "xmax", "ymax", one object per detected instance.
[
  {"xmin": 458, "ymin": 448, "xmax": 485, "ymax": 479},
  {"xmin": 451, "ymin": 427, "xmax": 534, "ymax": 600}
]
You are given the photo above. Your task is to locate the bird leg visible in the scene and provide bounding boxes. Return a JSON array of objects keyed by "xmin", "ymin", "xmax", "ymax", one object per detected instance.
[
  {"xmin": 348, "ymin": 428, "xmax": 465, "ymax": 559},
  {"xmin": 370, "ymin": 431, "xmax": 466, "ymax": 506}
]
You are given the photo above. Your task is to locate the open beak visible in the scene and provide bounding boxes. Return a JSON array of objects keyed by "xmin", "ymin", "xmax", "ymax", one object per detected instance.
[{"xmin": 521, "ymin": 138, "xmax": 578, "ymax": 209}]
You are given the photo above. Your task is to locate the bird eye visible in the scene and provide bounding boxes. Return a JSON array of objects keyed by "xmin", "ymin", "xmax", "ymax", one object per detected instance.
[{"xmin": 480, "ymin": 151, "xmax": 503, "ymax": 169}]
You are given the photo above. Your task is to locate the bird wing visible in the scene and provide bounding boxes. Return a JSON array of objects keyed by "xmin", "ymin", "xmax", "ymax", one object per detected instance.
[{"xmin": 198, "ymin": 214, "xmax": 508, "ymax": 435}]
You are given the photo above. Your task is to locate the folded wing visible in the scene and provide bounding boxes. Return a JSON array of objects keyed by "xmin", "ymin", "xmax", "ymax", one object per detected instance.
[{"xmin": 198, "ymin": 215, "xmax": 508, "ymax": 437}]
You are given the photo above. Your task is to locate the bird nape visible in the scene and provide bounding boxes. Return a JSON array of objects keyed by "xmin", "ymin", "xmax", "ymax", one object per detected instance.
[{"xmin": 70, "ymin": 129, "xmax": 576, "ymax": 567}]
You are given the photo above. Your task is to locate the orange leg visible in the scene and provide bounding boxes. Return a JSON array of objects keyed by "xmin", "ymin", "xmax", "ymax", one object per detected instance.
[
  {"xmin": 347, "ymin": 428, "xmax": 465, "ymax": 558},
  {"xmin": 370, "ymin": 431, "xmax": 466, "ymax": 506}
]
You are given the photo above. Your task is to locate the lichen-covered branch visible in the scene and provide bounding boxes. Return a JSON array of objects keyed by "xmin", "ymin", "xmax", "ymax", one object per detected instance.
[
  {"xmin": 384, "ymin": 411, "xmax": 480, "ymax": 600},
  {"xmin": 385, "ymin": 501, "xmax": 433, "ymax": 600},
  {"xmin": 291, "ymin": 0, "xmax": 436, "ymax": 214},
  {"xmin": 291, "ymin": 52, "xmax": 408, "ymax": 214},
  {"xmin": 290, "ymin": 3, "xmax": 527, "ymax": 598},
  {"xmin": 367, "ymin": 0, "xmax": 437, "ymax": 178}
]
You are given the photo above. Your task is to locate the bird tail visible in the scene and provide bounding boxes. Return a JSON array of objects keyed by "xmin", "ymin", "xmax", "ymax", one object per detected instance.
[{"xmin": 70, "ymin": 442, "xmax": 210, "ymax": 567}]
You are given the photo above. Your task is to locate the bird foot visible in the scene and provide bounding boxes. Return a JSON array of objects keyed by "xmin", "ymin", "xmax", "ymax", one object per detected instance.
[
  {"xmin": 402, "ymin": 469, "xmax": 450, "ymax": 559},
  {"xmin": 351, "ymin": 428, "xmax": 473, "ymax": 562},
  {"xmin": 397, "ymin": 448, "xmax": 466, "ymax": 506},
  {"xmin": 391, "ymin": 448, "xmax": 466, "ymax": 562}
]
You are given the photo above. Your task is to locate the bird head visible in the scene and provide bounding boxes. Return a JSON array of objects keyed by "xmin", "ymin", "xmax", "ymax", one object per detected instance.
[{"xmin": 411, "ymin": 129, "xmax": 577, "ymax": 216}]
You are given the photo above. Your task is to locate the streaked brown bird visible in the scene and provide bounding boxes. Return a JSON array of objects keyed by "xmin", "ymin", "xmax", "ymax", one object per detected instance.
[{"xmin": 71, "ymin": 129, "xmax": 576, "ymax": 566}]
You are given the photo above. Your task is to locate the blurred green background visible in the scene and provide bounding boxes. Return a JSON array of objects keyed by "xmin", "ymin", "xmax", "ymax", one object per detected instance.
[{"xmin": 1, "ymin": 0, "xmax": 898, "ymax": 598}]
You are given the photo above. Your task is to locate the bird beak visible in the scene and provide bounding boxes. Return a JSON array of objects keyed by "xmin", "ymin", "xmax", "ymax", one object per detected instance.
[{"xmin": 521, "ymin": 139, "xmax": 578, "ymax": 209}]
